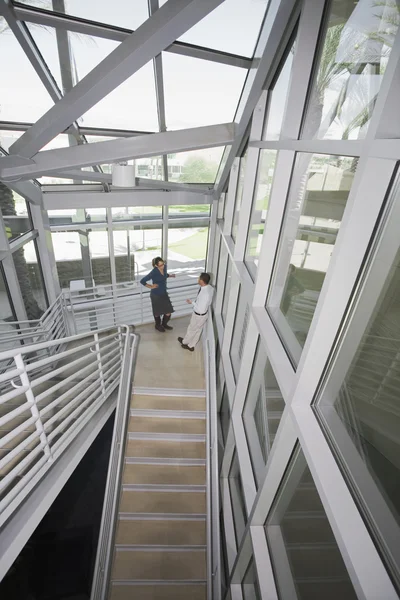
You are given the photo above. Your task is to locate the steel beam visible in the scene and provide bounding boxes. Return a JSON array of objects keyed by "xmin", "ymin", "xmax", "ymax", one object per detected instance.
[
  {"xmin": 9, "ymin": 0, "xmax": 226, "ymax": 158},
  {"xmin": 47, "ymin": 169, "xmax": 113, "ymax": 182},
  {"xmin": 215, "ymin": 0, "xmax": 299, "ymax": 196},
  {"xmin": 0, "ymin": 123, "xmax": 235, "ymax": 180},
  {"xmin": 42, "ymin": 189, "xmax": 210, "ymax": 209},
  {"xmin": 12, "ymin": 2, "xmax": 252, "ymax": 69},
  {"xmin": 5, "ymin": 180, "xmax": 43, "ymax": 205}
]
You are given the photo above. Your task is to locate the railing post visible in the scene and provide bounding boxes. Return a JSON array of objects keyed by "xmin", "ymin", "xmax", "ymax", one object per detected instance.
[
  {"xmin": 93, "ymin": 332, "xmax": 106, "ymax": 399},
  {"xmin": 14, "ymin": 354, "xmax": 53, "ymax": 462}
]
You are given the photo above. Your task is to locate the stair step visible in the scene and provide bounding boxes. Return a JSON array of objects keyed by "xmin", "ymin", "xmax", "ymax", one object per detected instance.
[
  {"xmin": 128, "ymin": 432, "xmax": 205, "ymax": 442},
  {"xmin": 119, "ymin": 490, "xmax": 206, "ymax": 514},
  {"xmin": 130, "ymin": 408, "xmax": 206, "ymax": 419},
  {"xmin": 122, "ymin": 463, "xmax": 206, "ymax": 486},
  {"xmin": 109, "ymin": 582, "xmax": 206, "ymax": 600},
  {"xmin": 115, "ymin": 518, "xmax": 206, "ymax": 546},
  {"xmin": 125, "ymin": 439, "xmax": 206, "ymax": 459},
  {"xmin": 125, "ymin": 457, "xmax": 206, "ymax": 466},
  {"xmin": 111, "ymin": 548, "xmax": 206, "ymax": 581},
  {"xmin": 128, "ymin": 416, "xmax": 206, "ymax": 435},
  {"xmin": 131, "ymin": 394, "xmax": 206, "ymax": 412}
]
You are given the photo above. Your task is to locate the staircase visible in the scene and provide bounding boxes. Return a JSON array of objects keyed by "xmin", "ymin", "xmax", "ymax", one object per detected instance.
[{"xmin": 108, "ymin": 391, "xmax": 207, "ymax": 599}]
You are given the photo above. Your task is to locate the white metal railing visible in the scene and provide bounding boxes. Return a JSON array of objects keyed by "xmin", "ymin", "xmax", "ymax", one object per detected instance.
[
  {"xmin": 64, "ymin": 276, "xmax": 196, "ymax": 334},
  {"xmin": 0, "ymin": 325, "xmax": 132, "ymax": 529},
  {"xmin": 204, "ymin": 317, "xmax": 221, "ymax": 600},
  {"xmin": 90, "ymin": 331, "xmax": 138, "ymax": 600}
]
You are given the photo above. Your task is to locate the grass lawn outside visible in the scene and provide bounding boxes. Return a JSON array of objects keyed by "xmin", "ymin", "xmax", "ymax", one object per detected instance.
[{"xmin": 169, "ymin": 229, "xmax": 208, "ymax": 259}]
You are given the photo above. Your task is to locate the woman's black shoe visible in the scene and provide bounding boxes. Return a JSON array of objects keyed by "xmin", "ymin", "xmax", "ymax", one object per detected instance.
[{"xmin": 155, "ymin": 324, "xmax": 165, "ymax": 332}]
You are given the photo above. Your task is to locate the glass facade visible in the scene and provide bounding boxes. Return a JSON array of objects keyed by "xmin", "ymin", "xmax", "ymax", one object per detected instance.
[
  {"xmin": 231, "ymin": 151, "xmax": 248, "ymax": 242},
  {"xmin": 267, "ymin": 153, "xmax": 357, "ymax": 364},
  {"xmin": 245, "ymin": 150, "xmax": 277, "ymax": 279},
  {"xmin": 229, "ymin": 450, "xmax": 247, "ymax": 547},
  {"xmin": 13, "ymin": 240, "xmax": 48, "ymax": 319}
]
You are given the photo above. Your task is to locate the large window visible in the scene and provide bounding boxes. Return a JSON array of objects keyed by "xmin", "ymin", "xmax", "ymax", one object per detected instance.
[
  {"xmin": 229, "ymin": 450, "xmax": 247, "ymax": 548},
  {"xmin": 0, "ymin": 186, "xmax": 33, "ymax": 242},
  {"xmin": 167, "ymin": 225, "xmax": 209, "ymax": 278},
  {"xmin": 302, "ymin": 0, "xmax": 399, "ymax": 141},
  {"xmin": 222, "ymin": 256, "xmax": 233, "ymax": 326},
  {"xmin": 267, "ymin": 153, "xmax": 357, "ymax": 364},
  {"xmin": 51, "ymin": 228, "xmax": 112, "ymax": 290},
  {"xmin": 266, "ymin": 447, "xmax": 357, "ymax": 600},
  {"xmin": 245, "ymin": 150, "xmax": 277, "ymax": 279},
  {"xmin": 229, "ymin": 287, "xmax": 250, "ymax": 381},
  {"xmin": 13, "ymin": 240, "xmax": 48, "ymax": 319},
  {"xmin": 243, "ymin": 340, "xmax": 285, "ymax": 486},
  {"xmin": 263, "ymin": 38, "xmax": 296, "ymax": 140},
  {"xmin": 231, "ymin": 151, "xmax": 248, "ymax": 242},
  {"xmin": 242, "ymin": 557, "xmax": 262, "ymax": 600},
  {"xmin": 113, "ymin": 225, "xmax": 162, "ymax": 279},
  {"xmin": 317, "ymin": 243, "xmax": 400, "ymax": 585},
  {"xmin": 0, "ymin": 264, "xmax": 17, "ymax": 350}
]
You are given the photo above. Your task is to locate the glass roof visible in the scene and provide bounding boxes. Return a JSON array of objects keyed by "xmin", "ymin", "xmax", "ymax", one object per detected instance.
[
  {"xmin": 160, "ymin": 0, "xmax": 268, "ymax": 57},
  {"xmin": 163, "ymin": 52, "xmax": 247, "ymax": 130},
  {"xmin": 17, "ymin": 0, "xmax": 150, "ymax": 31},
  {"xmin": 0, "ymin": 1, "xmax": 269, "ymax": 184}
]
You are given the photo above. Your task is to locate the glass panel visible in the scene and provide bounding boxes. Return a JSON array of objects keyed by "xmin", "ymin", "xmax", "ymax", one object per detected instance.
[
  {"xmin": 232, "ymin": 151, "xmax": 248, "ymax": 242},
  {"xmin": 111, "ymin": 206, "xmax": 162, "ymax": 221},
  {"xmin": 0, "ymin": 184, "xmax": 32, "ymax": 242},
  {"xmin": 135, "ymin": 157, "xmax": 165, "ymax": 180},
  {"xmin": 242, "ymin": 557, "xmax": 262, "ymax": 600},
  {"xmin": 222, "ymin": 256, "xmax": 233, "ymax": 326},
  {"xmin": 230, "ymin": 288, "xmax": 250, "ymax": 381},
  {"xmin": 51, "ymin": 228, "xmax": 111, "ymax": 290},
  {"xmin": 317, "ymin": 245, "xmax": 400, "ymax": 584},
  {"xmin": 167, "ymin": 147, "xmax": 224, "ymax": 183},
  {"xmin": 27, "ymin": 24, "xmax": 63, "ymax": 91},
  {"xmin": 302, "ymin": 0, "xmax": 399, "ymax": 141},
  {"xmin": 267, "ymin": 153, "xmax": 358, "ymax": 365},
  {"xmin": 160, "ymin": 0, "xmax": 268, "ymax": 57},
  {"xmin": 243, "ymin": 339, "xmax": 285, "ymax": 486},
  {"xmin": 266, "ymin": 448, "xmax": 357, "ymax": 600},
  {"xmin": 0, "ymin": 23, "xmax": 53, "ymax": 122},
  {"xmin": 163, "ymin": 52, "xmax": 247, "ymax": 130},
  {"xmin": 167, "ymin": 225, "xmax": 209, "ymax": 278},
  {"xmin": 245, "ymin": 150, "xmax": 277, "ymax": 279},
  {"xmin": 48, "ymin": 208, "xmax": 106, "ymax": 225},
  {"xmin": 0, "ymin": 130, "xmax": 23, "ymax": 152},
  {"xmin": 168, "ymin": 205, "xmax": 211, "ymax": 217},
  {"xmin": 18, "ymin": 0, "xmax": 150, "ymax": 31},
  {"xmin": 0, "ymin": 264, "xmax": 18, "ymax": 350},
  {"xmin": 220, "ymin": 384, "xmax": 230, "ymax": 445},
  {"xmin": 68, "ymin": 33, "xmax": 158, "ymax": 131},
  {"xmin": 263, "ymin": 40, "xmax": 296, "ymax": 140},
  {"xmin": 113, "ymin": 225, "xmax": 162, "ymax": 277},
  {"xmin": 229, "ymin": 450, "xmax": 247, "ymax": 547},
  {"xmin": 13, "ymin": 240, "xmax": 48, "ymax": 318}
]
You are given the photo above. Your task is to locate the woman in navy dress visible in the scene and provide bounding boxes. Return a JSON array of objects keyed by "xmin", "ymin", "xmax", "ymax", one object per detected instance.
[{"xmin": 140, "ymin": 257, "xmax": 175, "ymax": 332}]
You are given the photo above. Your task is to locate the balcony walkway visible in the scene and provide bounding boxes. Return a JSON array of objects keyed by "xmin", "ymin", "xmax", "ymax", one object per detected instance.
[{"xmin": 108, "ymin": 316, "xmax": 208, "ymax": 600}]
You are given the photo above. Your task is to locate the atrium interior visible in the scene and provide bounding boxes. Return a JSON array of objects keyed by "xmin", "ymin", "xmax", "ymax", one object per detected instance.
[{"xmin": 1, "ymin": 0, "xmax": 400, "ymax": 599}]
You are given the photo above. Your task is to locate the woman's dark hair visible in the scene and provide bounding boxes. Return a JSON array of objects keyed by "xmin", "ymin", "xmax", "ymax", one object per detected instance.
[{"xmin": 152, "ymin": 256, "xmax": 164, "ymax": 267}]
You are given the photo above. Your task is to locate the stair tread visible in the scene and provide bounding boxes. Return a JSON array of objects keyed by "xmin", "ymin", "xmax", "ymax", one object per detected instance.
[
  {"xmin": 125, "ymin": 439, "xmax": 206, "ymax": 459},
  {"xmin": 115, "ymin": 519, "xmax": 206, "ymax": 546},
  {"xmin": 128, "ymin": 416, "xmax": 206, "ymax": 434},
  {"xmin": 109, "ymin": 583, "xmax": 206, "ymax": 600},
  {"xmin": 111, "ymin": 548, "xmax": 206, "ymax": 581},
  {"xmin": 122, "ymin": 463, "xmax": 206, "ymax": 486},
  {"xmin": 119, "ymin": 490, "xmax": 206, "ymax": 514},
  {"xmin": 131, "ymin": 395, "xmax": 206, "ymax": 412}
]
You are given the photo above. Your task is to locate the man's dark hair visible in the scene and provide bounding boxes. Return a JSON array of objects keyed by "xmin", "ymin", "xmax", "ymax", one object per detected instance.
[{"xmin": 200, "ymin": 272, "xmax": 211, "ymax": 285}]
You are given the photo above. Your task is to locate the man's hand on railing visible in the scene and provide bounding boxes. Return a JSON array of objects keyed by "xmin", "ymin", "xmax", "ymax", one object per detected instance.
[{"xmin": 186, "ymin": 299, "xmax": 193, "ymax": 304}]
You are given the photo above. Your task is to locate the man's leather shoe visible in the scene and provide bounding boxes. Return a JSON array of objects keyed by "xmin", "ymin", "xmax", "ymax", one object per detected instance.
[
  {"xmin": 178, "ymin": 337, "xmax": 183, "ymax": 343},
  {"xmin": 181, "ymin": 343, "xmax": 194, "ymax": 352}
]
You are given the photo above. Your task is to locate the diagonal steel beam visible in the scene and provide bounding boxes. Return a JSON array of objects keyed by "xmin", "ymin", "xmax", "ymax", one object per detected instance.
[
  {"xmin": 0, "ymin": 123, "xmax": 235, "ymax": 180},
  {"xmin": 214, "ymin": 0, "xmax": 299, "ymax": 196},
  {"xmin": 13, "ymin": 2, "xmax": 251, "ymax": 69},
  {"xmin": 9, "ymin": 0, "xmax": 226, "ymax": 159}
]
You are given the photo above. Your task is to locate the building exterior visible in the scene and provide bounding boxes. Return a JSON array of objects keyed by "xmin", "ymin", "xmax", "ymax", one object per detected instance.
[{"xmin": 0, "ymin": 0, "xmax": 400, "ymax": 598}]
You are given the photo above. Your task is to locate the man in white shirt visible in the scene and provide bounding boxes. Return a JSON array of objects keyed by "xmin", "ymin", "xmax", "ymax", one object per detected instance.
[{"xmin": 178, "ymin": 273, "xmax": 214, "ymax": 352}]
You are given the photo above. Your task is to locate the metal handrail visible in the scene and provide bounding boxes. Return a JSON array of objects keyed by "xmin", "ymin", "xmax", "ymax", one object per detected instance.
[
  {"xmin": 90, "ymin": 331, "xmax": 138, "ymax": 600},
  {"xmin": 0, "ymin": 325, "xmax": 132, "ymax": 529}
]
